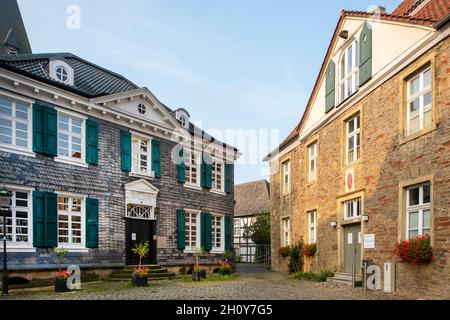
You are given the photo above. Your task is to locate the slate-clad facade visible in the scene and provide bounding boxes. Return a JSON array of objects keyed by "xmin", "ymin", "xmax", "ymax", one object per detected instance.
[{"xmin": 0, "ymin": 5, "xmax": 237, "ymax": 277}]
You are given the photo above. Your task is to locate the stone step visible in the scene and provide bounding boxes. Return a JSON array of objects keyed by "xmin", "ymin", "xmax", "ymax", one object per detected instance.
[
  {"xmin": 327, "ymin": 272, "xmax": 362, "ymax": 286},
  {"xmin": 109, "ymin": 272, "xmax": 176, "ymax": 280},
  {"xmin": 124, "ymin": 265, "xmax": 162, "ymax": 270},
  {"xmin": 106, "ymin": 275, "xmax": 175, "ymax": 282},
  {"xmin": 113, "ymin": 268, "xmax": 170, "ymax": 276}
]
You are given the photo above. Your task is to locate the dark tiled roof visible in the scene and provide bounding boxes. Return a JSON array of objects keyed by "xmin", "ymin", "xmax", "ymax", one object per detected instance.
[
  {"xmin": 0, "ymin": 53, "xmax": 138, "ymax": 98},
  {"xmin": 234, "ymin": 180, "xmax": 270, "ymax": 217},
  {"xmin": 0, "ymin": 0, "xmax": 32, "ymax": 54}
]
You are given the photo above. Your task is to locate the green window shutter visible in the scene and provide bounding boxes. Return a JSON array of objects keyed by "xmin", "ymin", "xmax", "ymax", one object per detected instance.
[
  {"xmin": 32, "ymin": 104, "xmax": 45, "ymax": 153},
  {"xmin": 325, "ymin": 60, "xmax": 336, "ymax": 113},
  {"xmin": 45, "ymin": 192, "xmax": 58, "ymax": 248},
  {"xmin": 44, "ymin": 107, "xmax": 57, "ymax": 156},
  {"xmin": 200, "ymin": 154, "xmax": 206, "ymax": 188},
  {"xmin": 205, "ymin": 213, "xmax": 212, "ymax": 252},
  {"xmin": 200, "ymin": 212, "xmax": 206, "ymax": 249},
  {"xmin": 120, "ymin": 130, "xmax": 132, "ymax": 172},
  {"xmin": 86, "ymin": 119, "xmax": 99, "ymax": 165},
  {"xmin": 177, "ymin": 147, "xmax": 185, "ymax": 183},
  {"xmin": 201, "ymin": 153, "xmax": 212, "ymax": 189},
  {"xmin": 359, "ymin": 22, "xmax": 373, "ymax": 86},
  {"xmin": 86, "ymin": 198, "xmax": 99, "ymax": 248},
  {"xmin": 32, "ymin": 191, "xmax": 46, "ymax": 247},
  {"xmin": 225, "ymin": 216, "xmax": 232, "ymax": 251},
  {"xmin": 151, "ymin": 139, "xmax": 161, "ymax": 178},
  {"xmin": 225, "ymin": 163, "xmax": 232, "ymax": 194},
  {"xmin": 176, "ymin": 209, "xmax": 186, "ymax": 250}
]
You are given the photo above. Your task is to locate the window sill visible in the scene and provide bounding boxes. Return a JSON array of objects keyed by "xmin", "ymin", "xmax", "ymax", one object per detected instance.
[
  {"xmin": 211, "ymin": 249, "xmax": 225, "ymax": 254},
  {"xmin": 211, "ymin": 189, "xmax": 226, "ymax": 196},
  {"xmin": 3, "ymin": 245, "xmax": 36, "ymax": 253},
  {"xmin": 55, "ymin": 157, "xmax": 88, "ymax": 168},
  {"xmin": 345, "ymin": 158, "xmax": 361, "ymax": 168},
  {"xmin": 0, "ymin": 145, "xmax": 35, "ymax": 158},
  {"xmin": 306, "ymin": 180, "xmax": 317, "ymax": 188},
  {"xmin": 399, "ymin": 124, "xmax": 436, "ymax": 145},
  {"xmin": 57, "ymin": 247, "xmax": 89, "ymax": 253},
  {"xmin": 184, "ymin": 183, "xmax": 202, "ymax": 191},
  {"xmin": 130, "ymin": 172, "xmax": 155, "ymax": 180},
  {"xmin": 183, "ymin": 249, "xmax": 200, "ymax": 253}
]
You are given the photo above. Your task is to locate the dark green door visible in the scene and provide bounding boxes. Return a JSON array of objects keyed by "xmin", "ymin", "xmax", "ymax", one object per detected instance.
[{"xmin": 344, "ymin": 224, "xmax": 361, "ymax": 273}]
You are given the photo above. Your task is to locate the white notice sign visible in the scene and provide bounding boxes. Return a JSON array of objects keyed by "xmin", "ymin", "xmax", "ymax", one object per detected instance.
[
  {"xmin": 364, "ymin": 234, "xmax": 375, "ymax": 249},
  {"xmin": 347, "ymin": 233, "xmax": 353, "ymax": 244}
]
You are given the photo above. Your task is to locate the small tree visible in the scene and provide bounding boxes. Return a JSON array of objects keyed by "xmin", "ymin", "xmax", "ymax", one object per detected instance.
[
  {"xmin": 288, "ymin": 239, "xmax": 305, "ymax": 274},
  {"xmin": 53, "ymin": 248, "xmax": 69, "ymax": 272},
  {"xmin": 247, "ymin": 212, "xmax": 270, "ymax": 244},
  {"xmin": 132, "ymin": 242, "xmax": 150, "ymax": 269}
]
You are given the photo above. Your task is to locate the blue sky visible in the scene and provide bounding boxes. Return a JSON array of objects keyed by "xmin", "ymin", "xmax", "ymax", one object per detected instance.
[{"xmin": 18, "ymin": 0, "xmax": 400, "ymax": 184}]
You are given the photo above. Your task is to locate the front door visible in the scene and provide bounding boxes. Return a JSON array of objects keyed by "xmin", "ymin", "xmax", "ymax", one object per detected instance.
[
  {"xmin": 343, "ymin": 223, "xmax": 361, "ymax": 273},
  {"xmin": 125, "ymin": 219, "xmax": 157, "ymax": 265}
]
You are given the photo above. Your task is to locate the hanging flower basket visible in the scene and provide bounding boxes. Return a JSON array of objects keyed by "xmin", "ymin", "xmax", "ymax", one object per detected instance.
[
  {"xmin": 301, "ymin": 243, "xmax": 317, "ymax": 258},
  {"xmin": 395, "ymin": 235, "xmax": 434, "ymax": 265}
]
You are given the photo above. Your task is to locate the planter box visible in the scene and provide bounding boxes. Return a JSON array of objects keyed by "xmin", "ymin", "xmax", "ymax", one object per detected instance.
[
  {"xmin": 54, "ymin": 278, "xmax": 71, "ymax": 293},
  {"xmin": 132, "ymin": 274, "xmax": 148, "ymax": 287},
  {"xmin": 219, "ymin": 268, "xmax": 232, "ymax": 276}
]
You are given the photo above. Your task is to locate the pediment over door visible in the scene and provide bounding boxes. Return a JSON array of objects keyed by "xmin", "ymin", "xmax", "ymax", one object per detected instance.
[{"xmin": 125, "ymin": 179, "xmax": 159, "ymax": 220}]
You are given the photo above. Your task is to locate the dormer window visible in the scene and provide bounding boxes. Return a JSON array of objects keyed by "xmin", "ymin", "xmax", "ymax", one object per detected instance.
[
  {"xmin": 179, "ymin": 115, "xmax": 187, "ymax": 127},
  {"xmin": 49, "ymin": 59, "xmax": 74, "ymax": 86},
  {"xmin": 138, "ymin": 104, "xmax": 147, "ymax": 115},
  {"xmin": 175, "ymin": 108, "xmax": 190, "ymax": 129},
  {"xmin": 339, "ymin": 40, "xmax": 359, "ymax": 103}
]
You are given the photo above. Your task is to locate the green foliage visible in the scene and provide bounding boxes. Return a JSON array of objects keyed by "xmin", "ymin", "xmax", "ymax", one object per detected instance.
[
  {"xmin": 53, "ymin": 247, "xmax": 69, "ymax": 272},
  {"xmin": 288, "ymin": 239, "xmax": 304, "ymax": 273},
  {"xmin": 292, "ymin": 270, "xmax": 334, "ymax": 282},
  {"xmin": 222, "ymin": 250, "xmax": 234, "ymax": 262},
  {"xmin": 132, "ymin": 242, "xmax": 149, "ymax": 268},
  {"xmin": 279, "ymin": 245, "xmax": 291, "ymax": 257},
  {"xmin": 248, "ymin": 213, "xmax": 270, "ymax": 244}
]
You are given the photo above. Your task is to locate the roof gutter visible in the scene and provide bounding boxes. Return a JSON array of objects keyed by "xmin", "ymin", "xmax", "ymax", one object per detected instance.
[{"xmin": 435, "ymin": 13, "xmax": 450, "ymax": 29}]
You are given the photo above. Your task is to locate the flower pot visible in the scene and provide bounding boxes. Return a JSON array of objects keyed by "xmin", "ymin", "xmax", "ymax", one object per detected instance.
[
  {"xmin": 200, "ymin": 269, "xmax": 207, "ymax": 278},
  {"xmin": 132, "ymin": 274, "xmax": 148, "ymax": 287},
  {"xmin": 54, "ymin": 278, "xmax": 71, "ymax": 293},
  {"xmin": 192, "ymin": 272, "xmax": 201, "ymax": 282}
]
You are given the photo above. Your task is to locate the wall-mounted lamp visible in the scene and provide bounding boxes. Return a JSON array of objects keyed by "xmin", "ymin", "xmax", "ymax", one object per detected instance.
[
  {"xmin": 362, "ymin": 215, "xmax": 369, "ymax": 222},
  {"xmin": 330, "ymin": 221, "xmax": 337, "ymax": 228}
]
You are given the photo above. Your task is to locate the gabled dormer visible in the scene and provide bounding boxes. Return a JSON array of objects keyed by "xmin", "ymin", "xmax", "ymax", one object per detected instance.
[{"xmin": 174, "ymin": 108, "xmax": 190, "ymax": 129}]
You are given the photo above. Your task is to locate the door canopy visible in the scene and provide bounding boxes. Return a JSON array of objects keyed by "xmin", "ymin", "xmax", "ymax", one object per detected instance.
[{"xmin": 125, "ymin": 179, "xmax": 159, "ymax": 220}]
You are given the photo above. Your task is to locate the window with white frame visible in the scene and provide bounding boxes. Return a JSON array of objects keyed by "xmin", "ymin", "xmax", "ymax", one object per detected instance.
[
  {"xmin": 185, "ymin": 211, "xmax": 199, "ymax": 251},
  {"xmin": 0, "ymin": 189, "xmax": 31, "ymax": 244},
  {"xmin": 132, "ymin": 135, "xmax": 152, "ymax": 175},
  {"xmin": 406, "ymin": 67, "xmax": 432, "ymax": 136},
  {"xmin": 406, "ymin": 183, "xmax": 431, "ymax": 239},
  {"xmin": 339, "ymin": 40, "xmax": 359, "ymax": 102},
  {"xmin": 55, "ymin": 66, "xmax": 69, "ymax": 84},
  {"xmin": 308, "ymin": 143, "xmax": 317, "ymax": 182},
  {"xmin": 346, "ymin": 113, "xmax": 361, "ymax": 164},
  {"xmin": 282, "ymin": 217, "xmax": 290, "ymax": 246},
  {"xmin": 212, "ymin": 215, "xmax": 224, "ymax": 251},
  {"xmin": 234, "ymin": 218, "xmax": 241, "ymax": 237},
  {"xmin": 184, "ymin": 149, "xmax": 200, "ymax": 186},
  {"xmin": 344, "ymin": 197, "xmax": 361, "ymax": 220},
  {"xmin": 282, "ymin": 160, "xmax": 290, "ymax": 194},
  {"xmin": 0, "ymin": 97, "xmax": 31, "ymax": 151},
  {"xmin": 212, "ymin": 159, "xmax": 224, "ymax": 191},
  {"xmin": 308, "ymin": 210, "xmax": 317, "ymax": 244},
  {"xmin": 58, "ymin": 195, "xmax": 83, "ymax": 246},
  {"xmin": 58, "ymin": 114, "xmax": 83, "ymax": 161}
]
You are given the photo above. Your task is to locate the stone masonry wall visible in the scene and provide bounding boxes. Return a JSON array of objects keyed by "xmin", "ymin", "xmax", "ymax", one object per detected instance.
[{"xmin": 271, "ymin": 37, "xmax": 449, "ymax": 298}]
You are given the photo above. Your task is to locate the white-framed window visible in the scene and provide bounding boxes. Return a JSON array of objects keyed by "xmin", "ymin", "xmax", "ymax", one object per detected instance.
[
  {"xmin": 57, "ymin": 113, "xmax": 84, "ymax": 162},
  {"xmin": 282, "ymin": 160, "xmax": 290, "ymax": 194},
  {"xmin": 339, "ymin": 40, "xmax": 359, "ymax": 103},
  {"xmin": 308, "ymin": 143, "xmax": 318, "ymax": 182},
  {"xmin": 406, "ymin": 67, "xmax": 432, "ymax": 136},
  {"xmin": 184, "ymin": 149, "xmax": 201, "ymax": 187},
  {"xmin": 55, "ymin": 66, "xmax": 69, "ymax": 83},
  {"xmin": 179, "ymin": 115, "xmax": 187, "ymax": 127},
  {"xmin": 308, "ymin": 210, "xmax": 317, "ymax": 244},
  {"xmin": 233, "ymin": 218, "xmax": 241, "ymax": 238},
  {"xmin": 0, "ymin": 97, "xmax": 31, "ymax": 152},
  {"xmin": 344, "ymin": 197, "xmax": 361, "ymax": 220},
  {"xmin": 0, "ymin": 189, "xmax": 32, "ymax": 246},
  {"xmin": 132, "ymin": 135, "xmax": 152, "ymax": 176},
  {"xmin": 212, "ymin": 215, "xmax": 224, "ymax": 251},
  {"xmin": 346, "ymin": 113, "xmax": 361, "ymax": 164},
  {"xmin": 138, "ymin": 104, "xmax": 147, "ymax": 115},
  {"xmin": 212, "ymin": 159, "xmax": 224, "ymax": 192},
  {"xmin": 185, "ymin": 210, "xmax": 200, "ymax": 251},
  {"xmin": 57, "ymin": 195, "xmax": 84, "ymax": 248},
  {"xmin": 406, "ymin": 183, "xmax": 431, "ymax": 239},
  {"xmin": 282, "ymin": 217, "xmax": 290, "ymax": 246},
  {"xmin": 126, "ymin": 204, "xmax": 153, "ymax": 220}
]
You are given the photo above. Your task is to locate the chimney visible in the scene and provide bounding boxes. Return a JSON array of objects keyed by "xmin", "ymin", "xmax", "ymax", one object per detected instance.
[{"xmin": 368, "ymin": 5, "xmax": 386, "ymax": 15}]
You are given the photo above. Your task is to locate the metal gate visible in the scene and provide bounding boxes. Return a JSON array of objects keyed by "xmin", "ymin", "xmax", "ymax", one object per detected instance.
[{"xmin": 234, "ymin": 243, "xmax": 271, "ymax": 267}]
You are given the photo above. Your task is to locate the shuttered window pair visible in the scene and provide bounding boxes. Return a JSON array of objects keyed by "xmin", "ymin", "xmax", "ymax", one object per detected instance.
[
  {"xmin": 325, "ymin": 22, "xmax": 372, "ymax": 113},
  {"xmin": 32, "ymin": 104, "xmax": 98, "ymax": 164},
  {"xmin": 120, "ymin": 130, "xmax": 161, "ymax": 177},
  {"xmin": 177, "ymin": 209, "xmax": 232, "ymax": 252},
  {"xmin": 32, "ymin": 191, "xmax": 98, "ymax": 248}
]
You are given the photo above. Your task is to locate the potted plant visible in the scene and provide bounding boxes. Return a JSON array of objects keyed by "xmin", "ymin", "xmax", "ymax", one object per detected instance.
[
  {"xmin": 279, "ymin": 245, "xmax": 291, "ymax": 257},
  {"xmin": 219, "ymin": 261, "xmax": 233, "ymax": 276},
  {"xmin": 131, "ymin": 242, "xmax": 150, "ymax": 286},
  {"xmin": 395, "ymin": 235, "xmax": 434, "ymax": 265},
  {"xmin": 53, "ymin": 248, "xmax": 71, "ymax": 292},
  {"xmin": 301, "ymin": 243, "xmax": 317, "ymax": 258},
  {"xmin": 192, "ymin": 265, "xmax": 204, "ymax": 281}
]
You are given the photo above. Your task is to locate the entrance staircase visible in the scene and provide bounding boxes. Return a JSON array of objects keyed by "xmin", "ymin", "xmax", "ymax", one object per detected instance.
[
  {"xmin": 327, "ymin": 272, "xmax": 362, "ymax": 286},
  {"xmin": 107, "ymin": 265, "xmax": 176, "ymax": 282}
]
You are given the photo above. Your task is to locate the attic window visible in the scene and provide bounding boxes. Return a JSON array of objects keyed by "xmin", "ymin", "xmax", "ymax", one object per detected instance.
[
  {"xmin": 138, "ymin": 104, "xmax": 147, "ymax": 115},
  {"xmin": 179, "ymin": 115, "xmax": 187, "ymax": 127},
  {"xmin": 56, "ymin": 66, "xmax": 69, "ymax": 83}
]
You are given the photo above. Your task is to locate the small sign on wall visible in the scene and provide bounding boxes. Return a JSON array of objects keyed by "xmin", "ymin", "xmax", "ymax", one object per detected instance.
[
  {"xmin": 364, "ymin": 234, "xmax": 375, "ymax": 249},
  {"xmin": 131, "ymin": 233, "xmax": 136, "ymax": 241}
]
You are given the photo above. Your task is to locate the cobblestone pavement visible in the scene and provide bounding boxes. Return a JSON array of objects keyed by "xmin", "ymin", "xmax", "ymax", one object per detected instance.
[{"xmin": 3, "ymin": 269, "xmax": 407, "ymax": 300}]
